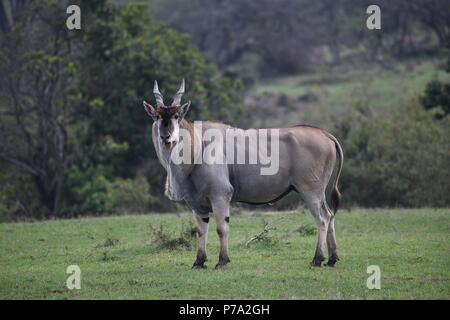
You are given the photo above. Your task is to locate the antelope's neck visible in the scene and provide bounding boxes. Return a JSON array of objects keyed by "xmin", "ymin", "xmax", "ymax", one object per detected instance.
[{"xmin": 153, "ymin": 119, "xmax": 201, "ymax": 201}]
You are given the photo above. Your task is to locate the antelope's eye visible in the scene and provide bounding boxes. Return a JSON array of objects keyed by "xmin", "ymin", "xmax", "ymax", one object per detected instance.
[{"xmin": 174, "ymin": 115, "xmax": 179, "ymax": 120}]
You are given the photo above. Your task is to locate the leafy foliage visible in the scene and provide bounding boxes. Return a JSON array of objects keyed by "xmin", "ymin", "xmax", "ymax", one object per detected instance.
[
  {"xmin": 150, "ymin": 0, "xmax": 450, "ymax": 79},
  {"xmin": 0, "ymin": 0, "xmax": 243, "ymax": 219},
  {"xmin": 0, "ymin": 1, "xmax": 449, "ymax": 221},
  {"xmin": 421, "ymin": 50, "xmax": 450, "ymax": 117},
  {"xmin": 339, "ymin": 102, "xmax": 450, "ymax": 207},
  {"xmin": 67, "ymin": 1, "xmax": 243, "ymax": 213}
]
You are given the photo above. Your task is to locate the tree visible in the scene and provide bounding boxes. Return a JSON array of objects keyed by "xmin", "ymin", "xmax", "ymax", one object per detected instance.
[
  {"xmin": 0, "ymin": 0, "xmax": 244, "ymax": 218},
  {"xmin": 405, "ymin": 0, "xmax": 450, "ymax": 47},
  {"xmin": 421, "ymin": 46, "xmax": 450, "ymax": 118},
  {"xmin": 149, "ymin": 0, "xmax": 449, "ymax": 75},
  {"xmin": 0, "ymin": 2, "xmax": 75, "ymax": 217},
  {"xmin": 0, "ymin": 0, "xmax": 33, "ymax": 43},
  {"xmin": 337, "ymin": 101, "xmax": 450, "ymax": 208},
  {"xmin": 63, "ymin": 1, "xmax": 244, "ymax": 213}
]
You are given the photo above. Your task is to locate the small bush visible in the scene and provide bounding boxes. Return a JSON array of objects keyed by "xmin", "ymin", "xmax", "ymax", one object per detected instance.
[
  {"xmin": 96, "ymin": 234, "xmax": 120, "ymax": 248},
  {"xmin": 64, "ymin": 166, "xmax": 114, "ymax": 215},
  {"xmin": 421, "ymin": 50, "xmax": 450, "ymax": 118},
  {"xmin": 110, "ymin": 176, "xmax": 155, "ymax": 214},
  {"xmin": 0, "ymin": 170, "xmax": 43, "ymax": 221},
  {"xmin": 339, "ymin": 101, "xmax": 450, "ymax": 207},
  {"xmin": 295, "ymin": 224, "xmax": 317, "ymax": 237},
  {"xmin": 149, "ymin": 220, "xmax": 197, "ymax": 250},
  {"xmin": 421, "ymin": 79, "xmax": 450, "ymax": 117},
  {"xmin": 64, "ymin": 166, "xmax": 155, "ymax": 215}
]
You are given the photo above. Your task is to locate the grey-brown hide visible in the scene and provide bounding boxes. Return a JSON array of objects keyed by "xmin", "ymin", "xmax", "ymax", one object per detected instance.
[{"xmin": 143, "ymin": 80, "xmax": 344, "ymax": 269}]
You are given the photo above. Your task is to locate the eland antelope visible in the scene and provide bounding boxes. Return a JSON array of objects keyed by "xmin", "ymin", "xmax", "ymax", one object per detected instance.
[{"xmin": 143, "ymin": 80, "xmax": 343, "ymax": 268}]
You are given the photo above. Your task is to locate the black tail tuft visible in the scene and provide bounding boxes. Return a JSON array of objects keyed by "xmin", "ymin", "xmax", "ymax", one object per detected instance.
[
  {"xmin": 325, "ymin": 132, "xmax": 343, "ymax": 215},
  {"xmin": 330, "ymin": 187, "xmax": 341, "ymax": 215}
]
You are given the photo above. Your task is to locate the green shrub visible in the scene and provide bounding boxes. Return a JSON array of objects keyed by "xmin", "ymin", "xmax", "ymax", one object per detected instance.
[
  {"xmin": 110, "ymin": 176, "xmax": 155, "ymax": 214},
  {"xmin": 64, "ymin": 166, "xmax": 157, "ymax": 215},
  {"xmin": 421, "ymin": 49, "xmax": 450, "ymax": 118},
  {"xmin": 421, "ymin": 79, "xmax": 450, "ymax": 117},
  {"xmin": 64, "ymin": 166, "xmax": 114, "ymax": 215},
  {"xmin": 0, "ymin": 170, "xmax": 42, "ymax": 221},
  {"xmin": 0, "ymin": 0, "xmax": 244, "ymax": 220},
  {"xmin": 149, "ymin": 219, "xmax": 197, "ymax": 250},
  {"xmin": 339, "ymin": 101, "xmax": 450, "ymax": 207}
]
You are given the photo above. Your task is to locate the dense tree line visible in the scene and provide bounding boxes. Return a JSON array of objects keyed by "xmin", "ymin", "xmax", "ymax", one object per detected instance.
[
  {"xmin": 0, "ymin": 0, "xmax": 243, "ymax": 220},
  {"xmin": 149, "ymin": 0, "xmax": 449, "ymax": 81},
  {"xmin": 0, "ymin": 0, "xmax": 448, "ymax": 221}
]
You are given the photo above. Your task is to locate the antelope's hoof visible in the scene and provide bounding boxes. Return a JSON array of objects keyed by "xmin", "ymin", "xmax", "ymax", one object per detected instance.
[
  {"xmin": 325, "ymin": 255, "xmax": 340, "ymax": 267},
  {"xmin": 214, "ymin": 258, "xmax": 230, "ymax": 269},
  {"xmin": 310, "ymin": 256, "xmax": 325, "ymax": 268},
  {"xmin": 192, "ymin": 263, "xmax": 207, "ymax": 269}
]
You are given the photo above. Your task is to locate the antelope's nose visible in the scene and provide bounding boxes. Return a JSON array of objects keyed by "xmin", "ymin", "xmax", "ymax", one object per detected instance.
[
  {"xmin": 160, "ymin": 134, "xmax": 170, "ymax": 142},
  {"xmin": 160, "ymin": 134, "xmax": 172, "ymax": 147}
]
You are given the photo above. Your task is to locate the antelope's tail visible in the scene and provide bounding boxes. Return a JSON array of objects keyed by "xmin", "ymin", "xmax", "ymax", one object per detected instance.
[{"xmin": 325, "ymin": 132, "xmax": 344, "ymax": 215}]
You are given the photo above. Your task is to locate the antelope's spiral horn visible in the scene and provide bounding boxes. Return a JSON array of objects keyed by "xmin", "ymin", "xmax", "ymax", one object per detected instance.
[
  {"xmin": 153, "ymin": 80, "xmax": 165, "ymax": 107},
  {"xmin": 171, "ymin": 79, "xmax": 185, "ymax": 107}
]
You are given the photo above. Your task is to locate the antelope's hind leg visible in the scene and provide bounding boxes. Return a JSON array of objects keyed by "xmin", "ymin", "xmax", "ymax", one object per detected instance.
[
  {"xmin": 325, "ymin": 209, "xmax": 339, "ymax": 267},
  {"xmin": 304, "ymin": 197, "xmax": 332, "ymax": 267}
]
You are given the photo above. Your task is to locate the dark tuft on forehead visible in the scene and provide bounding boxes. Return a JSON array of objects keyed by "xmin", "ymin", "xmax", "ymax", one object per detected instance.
[{"xmin": 157, "ymin": 106, "xmax": 178, "ymax": 120}]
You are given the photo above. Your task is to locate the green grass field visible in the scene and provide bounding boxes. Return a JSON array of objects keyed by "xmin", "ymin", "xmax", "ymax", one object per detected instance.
[{"xmin": 0, "ymin": 209, "xmax": 449, "ymax": 299}]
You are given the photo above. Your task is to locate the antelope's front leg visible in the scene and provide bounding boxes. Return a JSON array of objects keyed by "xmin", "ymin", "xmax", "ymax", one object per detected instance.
[
  {"xmin": 211, "ymin": 198, "xmax": 231, "ymax": 268},
  {"xmin": 192, "ymin": 214, "xmax": 209, "ymax": 269}
]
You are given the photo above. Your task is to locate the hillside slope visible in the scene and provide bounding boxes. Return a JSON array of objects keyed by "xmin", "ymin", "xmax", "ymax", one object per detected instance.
[{"xmin": 247, "ymin": 57, "xmax": 450, "ymax": 129}]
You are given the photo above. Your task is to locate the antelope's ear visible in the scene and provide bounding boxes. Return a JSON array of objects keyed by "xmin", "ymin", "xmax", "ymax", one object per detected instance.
[
  {"xmin": 178, "ymin": 101, "xmax": 191, "ymax": 120},
  {"xmin": 143, "ymin": 101, "xmax": 157, "ymax": 121}
]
